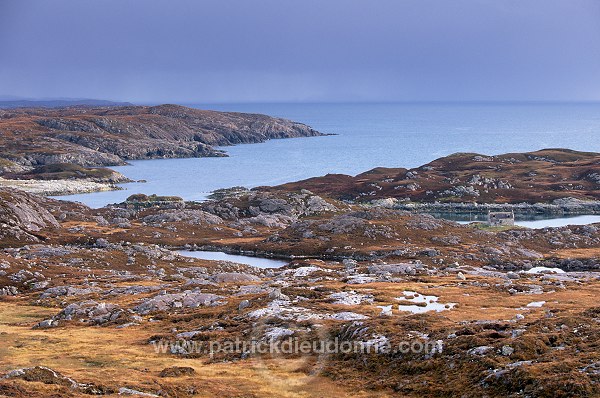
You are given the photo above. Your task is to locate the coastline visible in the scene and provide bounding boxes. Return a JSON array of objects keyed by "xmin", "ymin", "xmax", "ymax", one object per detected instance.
[{"xmin": 0, "ymin": 177, "xmax": 123, "ymax": 196}]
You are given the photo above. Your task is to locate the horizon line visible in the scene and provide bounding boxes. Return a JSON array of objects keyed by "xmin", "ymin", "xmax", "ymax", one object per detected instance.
[{"xmin": 3, "ymin": 96, "xmax": 600, "ymax": 106}]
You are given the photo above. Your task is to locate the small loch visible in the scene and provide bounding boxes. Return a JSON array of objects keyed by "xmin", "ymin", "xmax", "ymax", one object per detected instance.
[
  {"xmin": 177, "ymin": 250, "xmax": 288, "ymax": 269},
  {"xmin": 452, "ymin": 214, "xmax": 600, "ymax": 229}
]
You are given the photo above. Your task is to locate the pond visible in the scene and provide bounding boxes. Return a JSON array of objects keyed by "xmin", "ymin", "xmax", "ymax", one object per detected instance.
[
  {"xmin": 453, "ymin": 214, "xmax": 600, "ymax": 229},
  {"xmin": 514, "ymin": 215, "xmax": 600, "ymax": 229},
  {"xmin": 177, "ymin": 250, "xmax": 288, "ymax": 269}
]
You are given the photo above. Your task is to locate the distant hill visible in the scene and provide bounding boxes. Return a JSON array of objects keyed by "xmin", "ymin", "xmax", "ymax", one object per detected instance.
[
  {"xmin": 270, "ymin": 148, "xmax": 600, "ymax": 204},
  {"xmin": 0, "ymin": 103, "xmax": 324, "ymax": 170},
  {"xmin": 0, "ymin": 98, "xmax": 133, "ymax": 109}
]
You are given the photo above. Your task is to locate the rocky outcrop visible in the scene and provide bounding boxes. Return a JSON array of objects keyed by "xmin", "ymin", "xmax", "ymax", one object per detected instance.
[
  {"xmin": 0, "ymin": 188, "xmax": 60, "ymax": 244},
  {"xmin": 141, "ymin": 209, "xmax": 223, "ymax": 226},
  {"xmin": 44, "ymin": 300, "xmax": 124, "ymax": 325},
  {"xmin": 202, "ymin": 190, "xmax": 339, "ymax": 223},
  {"xmin": 133, "ymin": 290, "xmax": 225, "ymax": 314},
  {"xmin": 0, "ymin": 158, "xmax": 28, "ymax": 174},
  {"xmin": 1, "ymin": 366, "xmax": 115, "ymax": 395}
]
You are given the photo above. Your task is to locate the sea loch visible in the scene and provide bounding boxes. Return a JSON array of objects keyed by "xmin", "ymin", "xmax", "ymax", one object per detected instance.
[{"xmin": 57, "ymin": 102, "xmax": 600, "ymax": 208}]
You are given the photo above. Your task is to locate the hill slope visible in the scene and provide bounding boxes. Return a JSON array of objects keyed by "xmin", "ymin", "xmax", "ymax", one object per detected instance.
[
  {"xmin": 271, "ymin": 149, "xmax": 600, "ymax": 204},
  {"xmin": 0, "ymin": 104, "xmax": 324, "ymax": 170}
]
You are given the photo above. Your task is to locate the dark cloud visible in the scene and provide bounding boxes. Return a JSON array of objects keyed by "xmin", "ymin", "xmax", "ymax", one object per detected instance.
[{"xmin": 1, "ymin": 0, "xmax": 599, "ymax": 102}]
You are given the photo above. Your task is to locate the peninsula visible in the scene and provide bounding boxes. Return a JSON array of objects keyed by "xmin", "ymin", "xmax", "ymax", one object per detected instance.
[{"xmin": 0, "ymin": 104, "xmax": 324, "ymax": 194}]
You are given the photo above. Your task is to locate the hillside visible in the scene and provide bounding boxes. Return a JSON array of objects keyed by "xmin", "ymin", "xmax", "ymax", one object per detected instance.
[
  {"xmin": 0, "ymin": 104, "xmax": 324, "ymax": 171},
  {"xmin": 271, "ymin": 148, "xmax": 600, "ymax": 204}
]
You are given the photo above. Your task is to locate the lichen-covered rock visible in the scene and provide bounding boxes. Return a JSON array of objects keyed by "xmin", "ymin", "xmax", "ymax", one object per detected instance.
[
  {"xmin": 142, "ymin": 210, "xmax": 223, "ymax": 226},
  {"xmin": 40, "ymin": 285, "xmax": 102, "ymax": 299},
  {"xmin": 368, "ymin": 263, "xmax": 418, "ymax": 275},
  {"xmin": 211, "ymin": 272, "xmax": 261, "ymax": 283},
  {"xmin": 52, "ymin": 300, "xmax": 123, "ymax": 325},
  {"xmin": 0, "ymin": 188, "xmax": 60, "ymax": 244},
  {"xmin": 133, "ymin": 290, "xmax": 224, "ymax": 314}
]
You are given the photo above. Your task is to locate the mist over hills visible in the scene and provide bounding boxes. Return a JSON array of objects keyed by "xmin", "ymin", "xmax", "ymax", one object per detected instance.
[{"xmin": 0, "ymin": 97, "xmax": 133, "ymax": 109}]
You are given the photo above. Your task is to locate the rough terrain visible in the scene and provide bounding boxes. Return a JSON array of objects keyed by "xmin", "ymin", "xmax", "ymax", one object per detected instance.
[
  {"xmin": 272, "ymin": 149, "xmax": 600, "ymax": 208},
  {"xmin": 0, "ymin": 176, "xmax": 599, "ymax": 397}
]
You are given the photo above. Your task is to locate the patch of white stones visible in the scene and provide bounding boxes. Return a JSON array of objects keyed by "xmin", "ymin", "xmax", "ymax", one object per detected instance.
[{"xmin": 396, "ymin": 291, "xmax": 456, "ymax": 314}]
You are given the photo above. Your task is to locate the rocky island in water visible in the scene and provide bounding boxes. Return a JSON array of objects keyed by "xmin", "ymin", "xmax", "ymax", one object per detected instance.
[{"xmin": 1, "ymin": 107, "xmax": 600, "ymax": 397}]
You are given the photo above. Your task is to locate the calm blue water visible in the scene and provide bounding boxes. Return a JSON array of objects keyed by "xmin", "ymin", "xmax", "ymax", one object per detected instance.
[
  {"xmin": 55, "ymin": 102, "xmax": 600, "ymax": 208},
  {"xmin": 177, "ymin": 250, "xmax": 288, "ymax": 268},
  {"xmin": 456, "ymin": 215, "xmax": 600, "ymax": 229}
]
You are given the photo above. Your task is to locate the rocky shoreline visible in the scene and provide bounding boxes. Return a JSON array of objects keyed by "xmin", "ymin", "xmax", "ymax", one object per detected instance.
[
  {"xmin": 0, "ymin": 104, "xmax": 327, "ymax": 198},
  {"xmin": 0, "ymin": 177, "xmax": 122, "ymax": 196},
  {"xmin": 0, "ymin": 104, "xmax": 325, "ymax": 171}
]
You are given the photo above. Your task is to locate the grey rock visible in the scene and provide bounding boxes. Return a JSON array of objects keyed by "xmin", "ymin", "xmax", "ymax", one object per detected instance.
[
  {"xmin": 142, "ymin": 210, "xmax": 223, "ymax": 226},
  {"xmin": 211, "ymin": 272, "xmax": 260, "ymax": 283},
  {"xmin": 95, "ymin": 238, "xmax": 110, "ymax": 248},
  {"xmin": 33, "ymin": 319, "xmax": 58, "ymax": 329},
  {"xmin": 0, "ymin": 188, "xmax": 60, "ymax": 243},
  {"xmin": 53, "ymin": 300, "xmax": 123, "ymax": 325},
  {"xmin": 506, "ymin": 271, "xmax": 520, "ymax": 280},
  {"xmin": 419, "ymin": 248, "xmax": 439, "ymax": 257},
  {"xmin": 330, "ymin": 312, "xmax": 369, "ymax": 321},
  {"xmin": 368, "ymin": 263, "xmax": 416, "ymax": 275},
  {"xmin": 501, "ymin": 345, "xmax": 515, "ymax": 356},
  {"xmin": 346, "ymin": 275, "xmax": 378, "ymax": 284},
  {"xmin": 0, "ymin": 286, "xmax": 19, "ymax": 296},
  {"xmin": 118, "ymin": 387, "xmax": 160, "ymax": 397},
  {"xmin": 238, "ymin": 299, "xmax": 251, "ymax": 310},
  {"xmin": 468, "ymin": 346, "xmax": 494, "ymax": 356},
  {"xmin": 268, "ymin": 288, "xmax": 288, "ymax": 300},
  {"xmin": 343, "ymin": 258, "xmax": 358, "ymax": 273},
  {"xmin": 41, "ymin": 286, "xmax": 101, "ymax": 299},
  {"xmin": 2, "ymin": 366, "xmax": 78, "ymax": 388},
  {"xmin": 133, "ymin": 290, "xmax": 224, "ymax": 314}
]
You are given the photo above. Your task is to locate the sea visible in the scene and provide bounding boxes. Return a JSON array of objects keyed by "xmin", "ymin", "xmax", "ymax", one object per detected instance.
[{"xmin": 54, "ymin": 102, "xmax": 600, "ymax": 210}]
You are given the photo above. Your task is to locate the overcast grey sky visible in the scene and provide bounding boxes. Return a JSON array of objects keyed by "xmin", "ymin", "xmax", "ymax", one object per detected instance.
[{"xmin": 1, "ymin": 0, "xmax": 599, "ymax": 103}]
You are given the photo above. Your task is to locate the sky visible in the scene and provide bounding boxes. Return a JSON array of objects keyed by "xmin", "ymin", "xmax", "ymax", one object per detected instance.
[{"xmin": 0, "ymin": 0, "xmax": 599, "ymax": 103}]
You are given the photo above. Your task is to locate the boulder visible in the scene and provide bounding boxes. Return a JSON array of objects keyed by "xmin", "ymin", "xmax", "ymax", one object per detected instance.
[
  {"xmin": 211, "ymin": 272, "xmax": 260, "ymax": 283},
  {"xmin": 133, "ymin": 290, "xmax": 224, "ymax": 314},
  {"xmin": 0, "ymin": 188, "xmax": 60, "ymax": 244},
  {"xmin": 52, "ymin": 300, "xmax": 123, "ymax": 325},
  {"xmin": 368, "ymin": 263, "xmax": 416, "ymax": 275}
]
